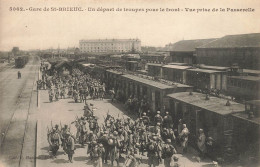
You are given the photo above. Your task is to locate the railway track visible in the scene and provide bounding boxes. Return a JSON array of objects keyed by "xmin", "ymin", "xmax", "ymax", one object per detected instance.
[{"xmin": 0, "ymin": 56, "xmax": 39, "ymax": 167}]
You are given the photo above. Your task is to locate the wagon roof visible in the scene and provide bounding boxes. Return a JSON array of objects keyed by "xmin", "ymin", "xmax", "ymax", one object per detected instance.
[
  {"xmin": 167, "ymin": 92, "xmax": 244, "ymax": 115},
  {"xmin": 122, "ymin": 74, "xmax": 191, "ymax": 90}
]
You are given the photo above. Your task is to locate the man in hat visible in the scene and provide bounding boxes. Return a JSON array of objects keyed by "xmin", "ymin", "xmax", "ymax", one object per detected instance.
[
  {"xmin": 64, "ymin": 132, "xmax": 75, "ymax": 163},
  {"xmin": 162, "ymin": 139, "xmax": 177, "ymax": 167}
]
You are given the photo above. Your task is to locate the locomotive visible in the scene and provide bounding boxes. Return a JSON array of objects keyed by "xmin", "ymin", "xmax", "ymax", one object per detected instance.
[{"xmin": 15, "ymin": 56, "xmax": 29, "ymax": 68}]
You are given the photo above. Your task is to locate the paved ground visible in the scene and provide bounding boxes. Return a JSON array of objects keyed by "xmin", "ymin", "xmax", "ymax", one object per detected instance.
[
  {"xmin": 0, "ymin": 56, "xmax": 39, "ymax": 167},
  {"xmin": 36, "ymin": 89, "xmax": 215, "ymax": 167}
]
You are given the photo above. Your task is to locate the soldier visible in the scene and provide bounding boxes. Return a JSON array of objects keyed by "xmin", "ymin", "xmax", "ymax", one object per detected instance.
[
  {"xmin": 161, "ymin": 128, "xmax": 170, "ymax": 142},
  {"xmin": 139, "ymin": 128, "xmax": 148, "ymax": 155},
  {"xmin": 18, "ymin": 71, "xmax": 21, "ymax": 79},
  {"xmin": 142, "ymin": 112, "xmax": 150, "ymax": 127},
  {"xmin": 55, "ymin": 90, "xmax": 59, "ymax": 101},
  {"xmin": 197, "ymin": 129, "xmax": 206, "ymax": 159},
  {"xmin": 48, "ymin": 126, "xmax": 61, "ymax": 158},
  {"xmin": 64, "ymin": 132, "xmax": 75, "ymax": 163},
  {"xmin": 162, "ymin": 139, "xmax": 177, "ymax": 167},
  {"xmin": 86, "ymin": 131, "xmax": 98, "ymax": 156},
  {"xmin": 49, "ymin": 91, "xmax": 54, "ymax": 102},
  {"xmin": 60, "ymin": 87, "xmax": 65, "ymax": 99},
  {"xmin": 147, "ymin": 136, "xmax": 162, "ymax": 167},
  {"xmin": 79, "ymin": 121, "xmax": 88, "ymax": 147},
  {"xmin": 98, "ymin": 131, "xmax": 109, "ymax": 164},
  {"xmin": 163, "ymin": 112, "xmax": 173, "ymax": 129},
  {"xmin": 179, "ymin": 124, "xmax": 189, "ymax": 154},
  {"xmin": 89, "ymin": 117, "xmax": 99, "ymax": 134},
  {"xmin": 124, "ymin": 148, "xmax": 140, "ymax": 167},
  {"xmin": 108, "ymin": 131, "xmax": 120, "ymax": 167},
  {"xmin": 154, "ymin": 111, "xmax": 163, "ymax": 125},
  {"xmin": 92, "ymin": 143, "xmax": 105, "ymax": 167}
]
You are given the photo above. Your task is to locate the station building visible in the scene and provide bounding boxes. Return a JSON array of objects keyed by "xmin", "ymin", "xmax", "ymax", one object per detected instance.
[{"xmin": 79, "ymin": 39, "xmax": 141, "ymax": 53}]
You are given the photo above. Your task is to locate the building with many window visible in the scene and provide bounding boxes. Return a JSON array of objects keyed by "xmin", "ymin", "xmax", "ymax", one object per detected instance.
[{"xmin": 79, "ymin": 39, "xmax": 141, "ymax": 53}]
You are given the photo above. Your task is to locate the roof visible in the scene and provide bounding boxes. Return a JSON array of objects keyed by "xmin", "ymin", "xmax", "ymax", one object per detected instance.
[
  {"xmin": 232, "ymin": 112, "xmax": 260, "ymax": 126},
  {"xmin": 127, "ymin": 61, "xmax": 138, "ymax": 63},
  {"xmin": 246, "ymin": 100, "xmax": 260, "ymax": 106},
  {"xmin": 168, "ymin": 63, "xmax": 188, "ymax": 66},
  {"xmin": 199, "ymin": 65, "xmax": 230, "ymax": 71},
  {"xmin": 163, "ymin": 65, "xmax": 191, "ymax": 70},
  {"xmin": 82, "ymin": 63, "xmax": 95, "ymax": 67},
  {"xmin": 106, "ymin": 70, "xmax": 123, "ymax": 75},
  {"xmin": 243, "ymin": 69, "xmax": 260, "ymax": 75},
  {"xmin": 54, "ymin": 61, "xmax": 71, "ymax": 68},
  {"xmin": 228, "ymin": 75, "xmax": 260, "ymax": 82},
  {"xmin": 147, "ymin": 63, "xmax": 163, "ymax": 67},
  {"xmin": 122, "ymin": 74, "xmax": 190, "ymax": 90},
  {"xmin": 167, "ymin": 92, "xmax": 245, "ymax": 115},
  {"xmin": 187, "ymin": 68, "xmax": 223, "ymax": 74},
  {"xmin": 198, "ymin": 33, "xmax": 260, "ymax": 48},
  {"xmin": 80, "ymin": 39, "xmax": 141, "ymax": 43},
  {"xmin": 169, "ymin": 39, "xmax": 217, "ymax": 52}
]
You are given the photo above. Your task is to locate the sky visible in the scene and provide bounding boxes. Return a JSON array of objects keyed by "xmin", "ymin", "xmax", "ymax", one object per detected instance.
[{"xmin": 0, "ymin": 0, "xmax": 260, "ymax": 51}]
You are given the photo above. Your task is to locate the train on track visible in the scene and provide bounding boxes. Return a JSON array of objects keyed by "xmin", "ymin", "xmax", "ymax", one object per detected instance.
[{"xmin": 15, "ymin": 55, "xmax": 29, "ymax": 68}]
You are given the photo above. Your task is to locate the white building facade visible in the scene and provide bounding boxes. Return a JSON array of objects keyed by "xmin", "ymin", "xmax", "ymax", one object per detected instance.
[{"xmin": 79, "ymin": 39, "xmax": 141, "ymax": 53}]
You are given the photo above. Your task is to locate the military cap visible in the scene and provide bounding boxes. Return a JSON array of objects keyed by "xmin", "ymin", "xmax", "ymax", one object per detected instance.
[
  {"xmin": 166, "ymin": 139, "xmax": 171, "ymax": 143},
  {"xmin": 113, "ymin": 131, "xmax": 118, "ymax": 136}
]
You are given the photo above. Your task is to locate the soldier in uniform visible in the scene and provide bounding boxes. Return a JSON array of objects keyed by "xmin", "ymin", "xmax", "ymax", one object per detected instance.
[
  {"xmin": 79, "ymin": 121, "xmax": 88, "ymax": 147},
  {"xmin": 162, "ymin": 139, "xmax": 177, "ymax": 167},
  {"xmin": 147, "ymin": 135, "xmax": 162, "ymax": 167},
  {"xmin": 154, "ymin": 111, "xmax": 163, "ymax": 125},
  {"xmin": 179, "ymin": 124, "xmax": 189, "ymax": 154},
  {"xmin": 108, "ymin": 131, "xmax": 120, "ymax": 167},
  {"xmin": 139, "ymin": 128, "xmax": 148, "ymax": 155},
  {"xmin": 18, "ymin": 71, "xmax": 21, "ymax": 79},
  {"xmin": 142, "ymin": 112, "xmax": 150, "ymax": 127},
  {"xmin": 163, "ymin": 112, "xmax": 173, "ymax": 129},
  {"xmin": 197, "ymin": 129, "xmax": 206, "ymax": 159},
  {"xmin": 98, "ymin": 131, "xmax": 109, "ymax": 164},
  {"xmin": 48, "ymin": 126, "xmax": 61, "ymax": 158},
  {"xmin": 86, "ymin": 131, "xmax": 98, "ymax": 157},
  {"xmin": 49, "ymin": 91, "xmax": 54, "ymax": 102},
  {"xmin": 64, "ymin": 132, "xmax": 75, "ymax": 163},
  {"xmin": 55, "ymin": 90, "xmax": 59, "ymax": 101},
  {"xmin": 124, "ymin": 148, "xmax": 140, "ymax": 167},
  {"xmin": 92, "ymin": 143, "xmax": 105, "ymax": 167}
]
